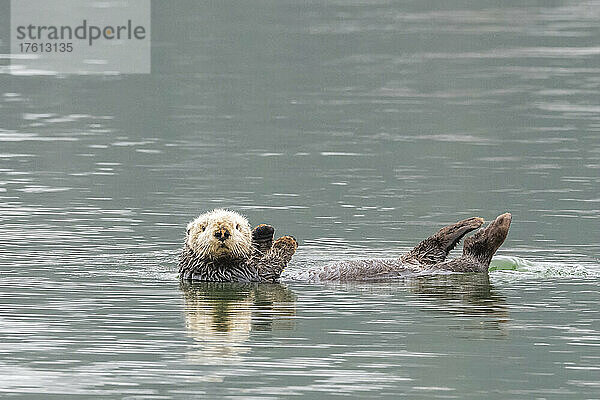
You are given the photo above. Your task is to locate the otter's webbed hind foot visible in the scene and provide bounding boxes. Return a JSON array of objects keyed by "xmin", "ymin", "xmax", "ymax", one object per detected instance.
[
  {"xmin": 461, "ymin": 213, "xmax": 512, "ymax": 270},
  {"xmin": 252, "ymin": 224, "xmax": 275, "ymax": 254},
  {"xmin": 401, "ymin": 217, "xmax": 484, "ymax": 265},
  {"xmin": 431, "ymin": 212, "xmax": 512, "ymax": 273}
]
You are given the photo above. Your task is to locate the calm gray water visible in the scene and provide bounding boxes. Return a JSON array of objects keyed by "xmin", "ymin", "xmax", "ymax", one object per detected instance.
[{"xmin": 1, "ymin": 0, "xmax": 599, "ymax": 398}]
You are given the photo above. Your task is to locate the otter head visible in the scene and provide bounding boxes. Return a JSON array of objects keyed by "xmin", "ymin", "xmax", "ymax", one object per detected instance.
[
  {"xmin": 463, "ymin": 212, "xmax": 512, "ymax": 266},
  {"xmin": 185, "ymin": 209, "xmax": 253, "ymax": 261}
]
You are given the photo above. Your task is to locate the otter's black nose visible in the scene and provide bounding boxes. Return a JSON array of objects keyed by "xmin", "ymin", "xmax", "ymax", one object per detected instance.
[{"xmin": 214, "ymin": 229, "xmax": 230, "ymax": 242}]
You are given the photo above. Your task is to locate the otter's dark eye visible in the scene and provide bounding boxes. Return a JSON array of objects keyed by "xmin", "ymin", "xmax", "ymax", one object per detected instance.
[
  {"xmin": 200, "ymin": 225, "xmax": 206, "ymax": 232},
  {"xmin": 236, "ymin": 224, "xmax": 240, "ymax": 230}
]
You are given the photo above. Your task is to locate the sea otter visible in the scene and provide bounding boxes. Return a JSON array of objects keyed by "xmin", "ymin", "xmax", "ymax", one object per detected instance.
[
  {"xmin": 178, "ymin": 209, "xmax": 298, "ymax": 282},
  {"xmin": 286, "ymin": 213, "xmax": 512, "ymax": 281},
  {"xmin": 179, "ymin": 209, "xmax": 511, "ymax": 283}
]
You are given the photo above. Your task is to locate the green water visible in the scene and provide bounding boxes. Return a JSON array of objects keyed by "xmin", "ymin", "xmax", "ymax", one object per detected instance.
[{"xmin": 0, "ymin": 1, "xmax": 599, "ymax": 398}]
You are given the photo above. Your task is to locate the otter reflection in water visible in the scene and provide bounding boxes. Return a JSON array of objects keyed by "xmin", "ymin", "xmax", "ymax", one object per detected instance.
[
  {"xmin": 180, "ymin": 282, "xmax": 295, "ymax": 365},
  {"xmin": 407, "ymin": 273, "xmax": 509, "ymax": 335}
]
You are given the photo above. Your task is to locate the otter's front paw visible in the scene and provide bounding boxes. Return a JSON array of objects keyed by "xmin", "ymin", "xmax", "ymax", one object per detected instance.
[
  {"xmin": 252, "ymin": 224, "xmax": 275, "ymax": 242},
  {"xmin": 273, "ymin": 235, "xmax": 298, "ymax": 253},
  {"xmin": 252, "ymin": 224, "xmax": 275, "ymax": 254}
]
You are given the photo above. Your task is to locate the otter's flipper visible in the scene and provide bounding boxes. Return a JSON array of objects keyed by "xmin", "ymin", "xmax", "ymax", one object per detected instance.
[
  {"xmin": 432, "ymin": 213, "xmax": 512, "ymax": 273},
  {"xmin": 254, "ymin": 236, "xmax": 298, "ymax": 283},
  {"xmin": 461, "ymin": 213, "xmax": 511, "ymax": 268},
  {"xmin": 401, "ymin": 217, "xmax": 485, "ymax": 265},
  {"xmin": 252, "ymin": 224, "xmax": 275, "ymax": 254}
]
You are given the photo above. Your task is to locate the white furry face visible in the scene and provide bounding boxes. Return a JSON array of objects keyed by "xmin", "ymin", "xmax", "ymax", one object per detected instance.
[{"xmin": 186, "ymin": 209, "xmax": 253, "ymax": 260}]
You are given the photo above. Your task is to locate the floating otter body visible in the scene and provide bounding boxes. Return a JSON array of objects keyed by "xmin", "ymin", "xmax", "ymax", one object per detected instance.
[
  {"xmin": 179, "ymin": 209, "xmax": 511, "ymax": 283},
  {"xmin": 286, "ymin": 213, "xmax": 511, "ymax": 282},
  {"xmin": 179, "ymin": 209, "xmax": 297, "ymax": 283}
]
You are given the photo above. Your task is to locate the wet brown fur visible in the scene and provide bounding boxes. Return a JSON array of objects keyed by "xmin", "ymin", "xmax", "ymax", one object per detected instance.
[
  {"xmin": 179, "ymin": 210, "xmax": 511, "ymax": 283},
  {"xmin": 289, "ymin": 213, "xmax": 512, "ymax": 282}
]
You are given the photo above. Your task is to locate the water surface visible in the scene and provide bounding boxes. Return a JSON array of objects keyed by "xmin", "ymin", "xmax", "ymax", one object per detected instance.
[{"xmin": 0, "ymin": 0, "xmax": 599, "ymax": 398}]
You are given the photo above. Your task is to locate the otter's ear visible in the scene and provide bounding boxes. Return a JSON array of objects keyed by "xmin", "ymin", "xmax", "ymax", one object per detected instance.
[{"xmin": 186, "ymin": 227, "xmax": 191, "ymax": 236}]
